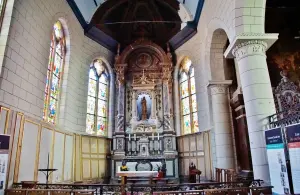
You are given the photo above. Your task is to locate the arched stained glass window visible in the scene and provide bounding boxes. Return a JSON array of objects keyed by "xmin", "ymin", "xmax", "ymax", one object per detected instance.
[
  {"xmin": 43, "ymin": 21, "xmax": 66, "ymax": 124},
  {"xmin": 86, "ymin": 59, "xmax": 109, "ymax": 136},
  {"xmin": 179, "ymin": 57, "xmax": 199, "ymax": 134}
]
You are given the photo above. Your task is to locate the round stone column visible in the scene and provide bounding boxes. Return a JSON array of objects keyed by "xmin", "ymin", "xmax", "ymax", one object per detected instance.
[
  {"xmin": 208, "ymin": 80, "xmax": 235, "ymax": 170},
  {"xmin": 232, "ymin": 40, "xmax": 276, "ymax": 182}
]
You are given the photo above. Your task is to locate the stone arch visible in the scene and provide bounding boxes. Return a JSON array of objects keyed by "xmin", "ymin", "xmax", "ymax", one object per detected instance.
[
  {"xmin": 209, "ymin": 29, "xmax": 229, "ymax": 80},
  {"xmin": 202, "ymin": 19, "xmax": 232, "ymax": 81},
  {"xmin": 45, "ymin": 16, "xmax": 71, "ymax": 128}
]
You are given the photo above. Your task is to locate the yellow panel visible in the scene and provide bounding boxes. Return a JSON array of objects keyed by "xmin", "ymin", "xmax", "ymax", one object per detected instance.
[
  {"xmin": 190, "ymin": 136, "xmax": 196, "ymax": 151},
  {"xmin": 99, "ymin": 160, "xmax": 106, "ymax": 178},
  {"xmin": 183, "ymin": 137, "xmax": 189, "ymax": 152},
  {"xmin": 91, "ymin": 160, "xmax": 98, "ymax": 178},
  {"xmin": 197, "ymin": 134, "xmax": 204, "ymax": 150},
  {"xmin": 98, "ymin": 138, "xmax": 105, "ymax": 153},
  {"xmin": 91, "ymin": 138, "xmax": 97, "ymax": 153},
  {"xmin": 82, "ymin": 137, "xmax": 90, "ymax": 153},
  {"xmin": 91, "ymin": 154, "xmax": 98, "ymax": 159},
  {"xmin": 82, "ymin": 154, "xmax": 90, "ymax": 158},
  {"xmin": 82, "ymin": 159, "xmax": 91, "ymax": 179}
]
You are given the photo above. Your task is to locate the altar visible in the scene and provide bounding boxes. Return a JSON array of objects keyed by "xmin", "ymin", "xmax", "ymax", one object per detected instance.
[{"xmin": 111, "ymin": 39, "xmax": 178, "ymax": 183}]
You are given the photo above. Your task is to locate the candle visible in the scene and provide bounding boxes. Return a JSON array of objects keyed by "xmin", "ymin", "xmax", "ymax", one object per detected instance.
[
  {"xmin": 129, "ymin": 134, "xmax": 131, "ymax": 141},
  {"xmin": 157, "ymin": 133, "xmax": 159, "ymax": 140},
  {"xmin": 152, "ymin": 133, "xmax": 154, "ymax": 140},
  {"xmin": 134, "ymin": 134, "xmax": 136, "ymax": 141}
]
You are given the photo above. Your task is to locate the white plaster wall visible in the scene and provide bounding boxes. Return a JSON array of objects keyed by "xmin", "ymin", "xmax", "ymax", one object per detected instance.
[
  {"xmin": 18, "ymin": 121, "xmax": 38, "ymax": 182},
  {"xmin": 0, "ymin": 0, "xmax": 114, "ymax": 135},
  {"xmin": 52, "ymin": 132, "xmax": 64, "ymax": 183},
  {"xmin": 37, "ymin": 127, "xmax": 53, "ymax": 183},
  {"xmin": 64, "ymin": 135, "xmax": 73, "ymax": 181}
]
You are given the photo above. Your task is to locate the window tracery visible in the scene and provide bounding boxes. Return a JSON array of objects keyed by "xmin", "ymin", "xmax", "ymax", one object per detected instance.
[
  {"xmin": 43, "ymin": 21, "xmax": 66, "ymax": 124},
  {"xmin": 86, "ymin": 59, "xmax": 109, "ymax": 136},
  {"xmin": 179, "ymin": 57, "xmax": 199, "ymax": 134}
]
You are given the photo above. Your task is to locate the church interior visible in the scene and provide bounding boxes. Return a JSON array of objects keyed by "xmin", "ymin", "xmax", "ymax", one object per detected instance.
[{"xmin": 0, "ymin": 0, "xmax": 300, "ymax": 194}]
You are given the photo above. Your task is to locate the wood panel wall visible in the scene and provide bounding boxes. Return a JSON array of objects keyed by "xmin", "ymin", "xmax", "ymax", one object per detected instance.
[
  {"xmin": 0, "ymin": 106, "xmax": 111, "ymax": 187},
  {"xmin": 177, "ymin": 131, "xmax": 212, "ymax": 180}
]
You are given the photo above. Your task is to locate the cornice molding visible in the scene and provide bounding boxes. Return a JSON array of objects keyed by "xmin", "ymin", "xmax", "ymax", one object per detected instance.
[
  {"xmin": 207, "ymin": 80, "xmax": 232, "ymax": 95},
  {"xmin": 224, "ymin": 33, "xmax": 278, "ymax": 59}
]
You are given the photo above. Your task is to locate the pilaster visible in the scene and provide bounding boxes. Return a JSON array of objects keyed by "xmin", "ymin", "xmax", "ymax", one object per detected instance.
[{"xmin": 208, "ymin": 80, "xmax": 235, "ymax": 170}]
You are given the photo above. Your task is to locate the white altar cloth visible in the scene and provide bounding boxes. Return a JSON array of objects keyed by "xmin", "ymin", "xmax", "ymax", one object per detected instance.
[{"xmin": 116, "ymin": 167, "xmax": 158, "ymax": 177}]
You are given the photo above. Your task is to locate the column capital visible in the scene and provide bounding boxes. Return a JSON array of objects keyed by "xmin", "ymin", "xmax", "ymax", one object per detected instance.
[
  {"xmin": 224, "ymin": 33, "xmax": 278, "ymax": 60},
  {"xmin": 207, "ymin": 80, "xmax": 232, "ymax": 95}
]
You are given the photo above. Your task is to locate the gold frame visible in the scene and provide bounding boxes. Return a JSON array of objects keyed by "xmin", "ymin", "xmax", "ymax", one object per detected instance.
[
  {"xmin": 11, "ymin": 112, "xmax": 75, "ymax": 183},
  {"xmin": 0, "ymin": 0, "xmax": 7, "ymax": 31},
  {"xmin": 0, "ymin": 106, "xmax": 11, "ymax": 134}
]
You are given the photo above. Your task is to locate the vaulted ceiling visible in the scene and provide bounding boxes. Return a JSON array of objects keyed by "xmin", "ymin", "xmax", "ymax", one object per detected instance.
[{"xmin": 67, "ymin": 0, "xmax": 204, "ymax": 53}]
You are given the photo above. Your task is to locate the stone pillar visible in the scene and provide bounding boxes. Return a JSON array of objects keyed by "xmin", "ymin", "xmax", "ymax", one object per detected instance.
[
  {"xmin": 131, "ymin": 90, "xmax": 138, "ymax": 121},
  {"xmin": 116, "ymin": 80, "xmax": 125, "ymax": 132},
  {"xmin": 162, "ymin": 80, "xmax": 171, "ymax": 130},
  {"xmin": 225, "ymin": 36, "xmax": 278, "ymax": 182},
  {"xmin": 114, "ymin": 64, "xmax": 127, "ymax": 155},
  {"xmin": 208, "ymin": 80, "xmax": 235, "ymax": 169},
  {"xmin": 162, "ymin": 62, "xmax": 173, "ymax": 131},
  {"xmin": 151, "ymin": 90, "xmax": 157, "ymax": 119}
]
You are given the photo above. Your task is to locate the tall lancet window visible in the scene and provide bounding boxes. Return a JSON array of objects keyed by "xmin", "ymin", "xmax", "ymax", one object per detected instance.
[
  {"xmin": 179, "ymin": 57, "xmax": 199, "ymax": 134},
  {"xmin": 86, "ymin": 59, "xmax": 109, "ymax": 136},
  {"xmin": 43, "ymin": 21, "xmax": 66, "ymax": 124}
]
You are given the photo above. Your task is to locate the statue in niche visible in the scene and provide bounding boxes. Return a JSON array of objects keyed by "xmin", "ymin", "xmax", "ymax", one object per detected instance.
[
  {"xmin": 137, "ymin": 94, "xmax": 151, "ymax": 121},
  {"xmin": 141, "ymin": 97, "xmax": 147, "ymax": 120}
]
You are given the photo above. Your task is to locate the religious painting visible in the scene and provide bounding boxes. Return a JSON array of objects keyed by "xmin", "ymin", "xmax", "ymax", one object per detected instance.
[{"xmin": 137, "ymin": 94, "xmax": 151, "ymax": 121}]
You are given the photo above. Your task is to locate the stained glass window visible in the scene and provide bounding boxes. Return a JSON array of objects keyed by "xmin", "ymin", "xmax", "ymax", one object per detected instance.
[
  {"xmin": 179, "ymin": 57, "xmax": 199, "ymax": 134},
  {"xmin": 43, "ymin": 21, "xmax": 66, "ymax": 124},
  {"xmin": 86, "ymin": 59, "xmax": 109, "ymax": 136}
]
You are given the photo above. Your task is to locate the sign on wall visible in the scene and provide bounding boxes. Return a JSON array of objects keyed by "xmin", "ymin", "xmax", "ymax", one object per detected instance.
[
  {"xmin": 265, "ymin": 128, "xmax": 290, "ymax": 195},
  {"xmin": 0, "ymin": 134, "xmax": 10, "ymax": 195},
  {"xmin": 286, "ymin": 124, "xmax": 300, "ymax": 194}
]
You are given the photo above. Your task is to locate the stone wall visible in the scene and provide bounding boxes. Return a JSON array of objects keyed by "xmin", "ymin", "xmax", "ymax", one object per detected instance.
[{"xmin": 0, "ymin": 0, "xmax": 114, "ymax": 134}]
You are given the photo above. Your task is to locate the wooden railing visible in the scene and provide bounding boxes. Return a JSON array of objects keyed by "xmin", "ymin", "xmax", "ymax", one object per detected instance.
[
  {"xmin": 155, "ymin": 186, "xmax": 273, "ymax": 195},
  {"xmin": 5, "ymin": 189, "xmax": 95, "ymax": 195},
  {"xmin": 215, "ymin": 168, "xmax": 236, "ymax": 182},
  {"xmin": 9, "ymin": 180, "xmax": 266, "ymax": 195}
]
